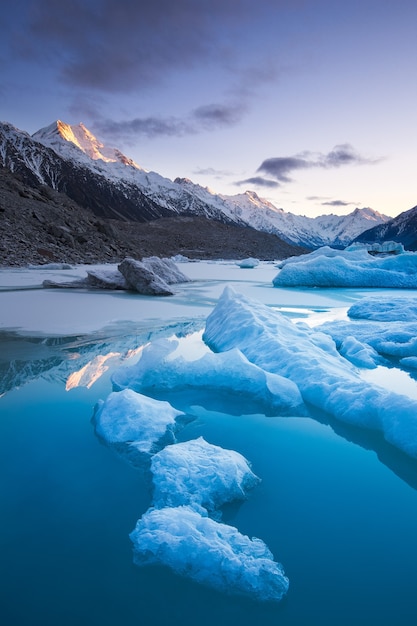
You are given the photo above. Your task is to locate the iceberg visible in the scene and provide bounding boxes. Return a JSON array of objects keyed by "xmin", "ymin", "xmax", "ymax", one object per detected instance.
[
  {"xmin": 43, "ymin": 256, "xmax": 190, "ymax": 294},
  {"xmin": 93, "ymin": 389, "xmax": 186, "ymax": 454},
  {"xmin": 348, "ymin": 296, "xmax": 417, "ymax": 322},
  {"xmin": 150, "ymin": 437, "xmax": 260, "ymax": 513},
  {"xmin": 236, "ymin": 257, "xmax": 260, "ymax": 268},
  {"xmin": 272, "ymin": 247, "xmax": 417, "ymax": 288},
  {"xmin": 112, "ymin": 338, "xmax": 305, "ymax": 416},
  {"xmin": 319, "ymin": 319, "xmax": 417, "ymax": 361},
  {"xmin": 203, "ymin": 287, "xmax": 417, "ymax": 458},
  {"xmin": 129, "ymin": 505, "xmax": 289, "ymax": 602}
]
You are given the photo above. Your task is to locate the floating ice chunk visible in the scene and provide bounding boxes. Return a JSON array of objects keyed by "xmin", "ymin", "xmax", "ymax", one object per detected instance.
[
  {"xmin": 338, "ymin": 335, "xmax": 380, "ymax": 369},
  {"xmin": 348, "ymin": 296, "xmax": 417, "ymax": 322},
  {"xmin": 203, "ymin": 287, "xmax": 417, "ymax": 458},
  {"xmin": 141, "ymin": 256, "xmax": 191, "ymax": 284},
  {"xmin": 319, "ymin": 319, "xmax": 417, "ymax": 360},
  {"xmin": 273, "ymin": 247, "xmax": 417, "ymax": 288},
  {"xmin": 236, "ymin": 257, "xmax": 259, "ymax": 268},
  {"xmin": 85, "ymin": 268, "xmax": 128, "ymax": 289},
  {"xmin": 112, "ymin": 337, "xmax": 304, "ymax": 416},
  {"xmin": 151, "ymin": 437, "xmax": 260, "ymax": 513},
  {"xmin": 130, "ymin": 506, "xmax": 289, "ymax": 602},
  {"xmin": 93, "ymin": 389, "xmax": 185, "ymax": 453},
  {"xmin": 118, "ymin": 258, "xmax": 174, "ymax": 295}
]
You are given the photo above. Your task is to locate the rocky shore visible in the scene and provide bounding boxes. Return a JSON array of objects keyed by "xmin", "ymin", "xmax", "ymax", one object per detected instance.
[{"xmin": 0, "ymin": 167, "xmax": 305, "ymax": 267}]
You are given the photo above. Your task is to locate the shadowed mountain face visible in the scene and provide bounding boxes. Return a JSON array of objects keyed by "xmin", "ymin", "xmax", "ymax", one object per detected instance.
[
  {"xmin": 354, "ymin": 204, "xmax": 417, "ymax": 251},
  {"xmin": 0, "ymin": 166, "xmax": 305, "ymax": 266}
]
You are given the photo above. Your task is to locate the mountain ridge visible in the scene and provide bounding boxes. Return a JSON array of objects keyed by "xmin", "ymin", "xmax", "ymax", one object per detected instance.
[{"xmin": 1, "ymin": 119, "xmax": 391, "ymax": 250}]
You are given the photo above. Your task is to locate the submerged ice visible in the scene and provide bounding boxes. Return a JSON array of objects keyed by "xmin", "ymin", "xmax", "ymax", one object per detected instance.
[
  {"xmin": 112, "ymin": 337, "xmax": 304, "ymax": 416},
  {"xmin": 130, "ymin": 506, "xmax": 289, "ymax": 603},
  {"xmin": 203, "ymin": 287, "xmax": 417, "ymax": 458}
]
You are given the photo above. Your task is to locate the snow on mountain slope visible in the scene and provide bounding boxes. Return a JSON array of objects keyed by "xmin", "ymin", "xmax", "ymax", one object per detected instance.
[
  {"xmin": 354, "ymin": 204, "xmax": 417, "ymax": 251},
  {"xmin": 174, "ymin": 181, "xmax": 389, "ymax": 248},
  {"xmin": 33, "ymin": 120, "xmax": 141, "ymax": 167},
  {"xmin": 2, "ymin": 119, "xmax": 390, "ymax": 247}
]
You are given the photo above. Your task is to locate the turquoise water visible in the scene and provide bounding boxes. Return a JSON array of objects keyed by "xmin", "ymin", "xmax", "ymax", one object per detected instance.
[{"xmin": 1, "ymin": 331, "xmax": 417, "ymax": 626}]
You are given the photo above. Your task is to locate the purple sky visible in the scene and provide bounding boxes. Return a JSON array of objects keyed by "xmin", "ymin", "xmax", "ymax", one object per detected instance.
[{"xmin": 1, "ymin": 0, "xmax": 416, "ymax": 216}]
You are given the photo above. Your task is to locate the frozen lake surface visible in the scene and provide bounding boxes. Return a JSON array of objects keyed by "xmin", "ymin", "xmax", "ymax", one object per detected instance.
[{"xmin": 1, "ymin": 260, "xmax": 417, "ymax": 625}]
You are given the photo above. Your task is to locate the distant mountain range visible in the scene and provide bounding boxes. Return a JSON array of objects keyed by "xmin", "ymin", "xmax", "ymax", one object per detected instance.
[
  {"xmin": 354, "ymin": 203, "xmax": 417, "ymax": 251},
  {"xmin": 0, "ymin": 120, "xmax": 395, "ymax": 250}
]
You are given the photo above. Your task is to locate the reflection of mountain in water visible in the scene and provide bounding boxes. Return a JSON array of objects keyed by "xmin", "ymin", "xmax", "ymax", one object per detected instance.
[{"xmin": 0, "ymin": 319, "xmax": 202, "ymax": 397}]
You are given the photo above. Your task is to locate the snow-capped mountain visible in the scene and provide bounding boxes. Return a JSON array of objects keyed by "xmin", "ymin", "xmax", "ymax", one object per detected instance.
[
  {"xmin": 354, "ymin": 204, "xmax": 417, "ymax": 251},
  {"xmin": 1, "ymin": 120, "xmax": 390, "ymax": 248},
  {"xmin": 176, "ymin": 181, "xmax": 389, "ymax": 248}
]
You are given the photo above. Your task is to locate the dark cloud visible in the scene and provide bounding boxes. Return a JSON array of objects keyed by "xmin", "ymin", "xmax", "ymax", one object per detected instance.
[
  {"xmin": 18, "ymin": 0, "xmax": 281, "ymax": 94},
  {"xmin": 193, "ymin": 167, "xmax": 234, "ymax": 178},
  {"xmin": 256, "ymin": 156, "xmax": 311, "ymax": 182},
  {"xmin": 257, "ymin": 144, "xmax": 380, "ymax": 182},
  {"xmin": 192, "ymin": 102, "xmax": 247, "ymax": 129},
  {"xmin": 321, "ymin": 199, "xmax": 353, "ymax": 207},
  {"xmin": 93, "ymin": 101, "xmax": 245, "ymax": 140},
  {"xmin": 235, "ymin": 176, "xmax": 280, "ymax": 189},
  {"xmin": 94, "ymin": 116, "xmax": 190, "ymax": 140}
]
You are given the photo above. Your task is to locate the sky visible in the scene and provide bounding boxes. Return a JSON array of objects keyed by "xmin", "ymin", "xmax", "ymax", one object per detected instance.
[{"xmin": 1, "ymin": 0, "xmax": 416, "ymax": 217}]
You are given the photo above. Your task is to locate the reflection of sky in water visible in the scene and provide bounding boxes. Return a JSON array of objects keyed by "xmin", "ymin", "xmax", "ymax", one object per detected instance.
[{"xmin": 361, "ymin": 365, "xmax": 417, "ymax": 401}]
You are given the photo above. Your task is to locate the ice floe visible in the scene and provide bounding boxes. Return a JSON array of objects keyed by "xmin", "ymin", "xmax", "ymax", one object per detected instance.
[
  {"xmin": 112, "ymin": 337, "xmax": 305, "ymax": 416},
  {"xmin": 93, "ymin": 389, "xmax": 185, "ymax": 453},
  {"xmin": 129, "ymin": 505, "xmax": 289, "ymax": 602},
  {"xmin": 348, "ymin": 296, "xmax": 417, "ymax": 322},
  {"xmin": 272, "ymin": 246, "xmax": 417, "ymax": 288},
  {"xmin": 236, "ymin": 257, "xmax": 260, "ymax": 268},
  {"xmin": 150, "ymin": 437, "xmax": 260, "ymax": 513},
  {"xmin": 203, "ymin": 287, "xmax": 417, "ymax": 458},
  {"xmin": 42, "ymin": 256, "xmax": 190, "ymax": 294}
]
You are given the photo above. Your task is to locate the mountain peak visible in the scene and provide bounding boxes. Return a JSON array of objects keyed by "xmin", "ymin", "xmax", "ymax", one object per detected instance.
[{"xmin": 33, "ymin": 120, "xmax": 142, "ymax": 169}]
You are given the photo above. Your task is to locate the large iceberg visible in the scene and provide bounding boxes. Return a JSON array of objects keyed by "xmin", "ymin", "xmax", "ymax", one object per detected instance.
[
  {"xmin": 273, "ymin": 246, "xmax": 417, "ymax": 288},
  {"xmin": 129, "ymin": 505, "xmax": 289, "ymax": 602},
  {"xmin": 203, "ymin": 287, "xmax": 417, "ymax": 458},
  {"xmin": 93, "ymin": 389, "xmax": 186, "ymax": 454},
  {"xmin": 112, "ymin": 338, "xmax": 305, "ymax": 416},
  {"xmin": 150, "ymin": 437, "xmax": 260, "ymax": 513}
]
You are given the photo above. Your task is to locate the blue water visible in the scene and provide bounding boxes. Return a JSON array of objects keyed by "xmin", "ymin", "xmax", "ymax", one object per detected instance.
[{"xmin": 1, "ymin": 332, "xmax": 417, "ymax": 625}]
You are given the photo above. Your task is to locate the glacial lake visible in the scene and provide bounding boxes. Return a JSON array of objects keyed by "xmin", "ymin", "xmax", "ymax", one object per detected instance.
[{"xmin": 1, "ymin": 261, "xmax": 417, "ymax": 625}]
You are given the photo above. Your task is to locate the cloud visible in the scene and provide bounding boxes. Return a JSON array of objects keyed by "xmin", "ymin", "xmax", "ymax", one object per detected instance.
[
  {"xmin": 321, "ymin": 199, "xmax": 353, "ymax": 207},
  {"xmin": 257, "ymin": 144, "xmax": 380, "ymax": 183},
  {"xmin": 193, "ymin": 167, "xmax": 234, "ymax": 178},
  {"xmin": 235, "ymin": 176, "xmax": 280, "ymax": 189},
  {"xmin": 19, "ymin": 0, "xmax": 282, "ymax": 94},
  {"xmin": 192, "ymin": 102, "xmax": 247, "ymax": 129},
  {"xmin": 256, "ymin": 156, "xmax": 311, "ymax": 183},
  {"xmin": 93, "ymin": 101, "xmax": 245, "ymax": 141}
]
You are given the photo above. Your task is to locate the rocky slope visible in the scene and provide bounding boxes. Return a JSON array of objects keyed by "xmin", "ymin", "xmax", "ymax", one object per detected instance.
[{"xmin": 0, "ymin": 167, "xmax": 304, "ymax": 266}]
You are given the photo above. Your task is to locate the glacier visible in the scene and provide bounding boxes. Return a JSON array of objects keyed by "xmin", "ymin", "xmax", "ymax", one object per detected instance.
[
  {"xmin": 273, "ymin": 246, "xmax": 417, "ymax": 288},
  {"xmin": 129, "ymin": 506, "xmax": 289, "ymax": 603},
  {"xmin": 203, "ymin": 287, "xmax": 417, "ymax": 458}
]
